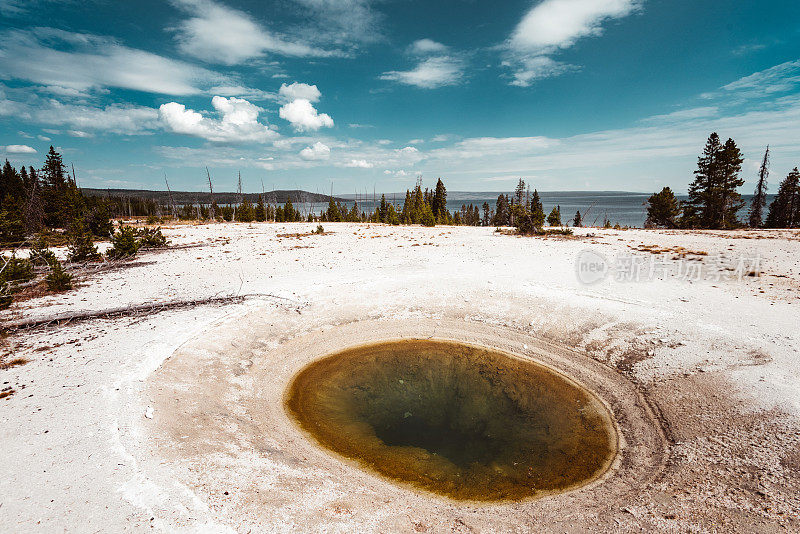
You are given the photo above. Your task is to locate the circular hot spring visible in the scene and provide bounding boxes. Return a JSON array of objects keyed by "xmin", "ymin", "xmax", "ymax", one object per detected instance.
[{"xmin": 285, "ymin": 339, "xmax": 618, "ymax": 502}]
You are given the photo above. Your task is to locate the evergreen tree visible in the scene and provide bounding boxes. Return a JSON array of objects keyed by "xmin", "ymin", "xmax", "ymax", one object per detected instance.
[
  {"xmin": 573, "ymin": 210, "xmax": 582, "ymax": 227},
  {"xmin": 237, "ymin": 198, "xmax": 255, "ymax": 222},
  {"xmin": 514, "ymin": 178, "xmax": 526, "ymax": 206},
  {"xmin": 645, "ymin": 187, "xmax": 681, "ymax": 228},
  {"xmin": 684, "ymin": 133, "xmax": 723, "ymax": 228},
  {"xmin": 326, "ymin": 196, "xmax": 341, "ymax": 221},
  {"xmin": 420, "ymin": 202, "xmax": 436, "ymax": 227},
  {"xmin": 255, "ymin": 194, "xmax": 266, "ymax": 222},
  {"xmin": 547, "ymin": 205, "xmax": 561, "ymax": 226},
  {"xmin": 379, "ymin": 194, "xmax": 388, "ymax": 223},
  {"xmin": 684, "ymin": 133, "xmax": 744, "ymax": 229},
  {"xmin": 719, "ymin": 137, "xmax": 745, "ymax": 228},
  {"xmin": 749, "ymin": 146, "xmax": 769, "ymax": 228},
  {"xmin": 41, "ymin": 146, "xmax": 70, "ymax": 227},
  {"xmin": 412, "ymin": 183, "xmax": 424, "ymax": 224},
  {"xmin": 401, "ymin": 190, "xmax": 412, "ymax": 223},
  {"xmin": 765, "ymin": 168, "xmax": 800, "ymax": 228},
  {"xmin": 432, "ymin": 178, "xmax": 447, "ymax": 222},
  {"xmin": 482, "ymin": 202, "xmax": 490, "ymax": 226},
  {"xmin": 493, "ymin": 194, "xmax": 510, "ymax": 226},
  {"xmin": 529, "ymin": 190, "xmax": 545, "ymax": 228}
]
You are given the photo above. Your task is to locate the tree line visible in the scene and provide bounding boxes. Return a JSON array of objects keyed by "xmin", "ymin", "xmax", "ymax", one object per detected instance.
[{"xmin": 646, "ymin": 133, "xmax": 800, "ymax": 229}]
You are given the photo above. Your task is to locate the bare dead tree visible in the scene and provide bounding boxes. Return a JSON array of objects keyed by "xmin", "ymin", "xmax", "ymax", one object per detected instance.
[
  {"xmin": 206, "ymin": 167, "xmax": 216, "ymax": 221},
  {"xmin": 164, "ymin": 173, "xmax": 177, "ymax": 219}
]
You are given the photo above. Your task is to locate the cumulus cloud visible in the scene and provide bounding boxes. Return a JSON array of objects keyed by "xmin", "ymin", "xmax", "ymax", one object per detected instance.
[
  {"xmin": 409, "ymin": 38, "xmax": 448, "ymax": 55},
  {"xmin": 299, "ymin": 141, "xmax": 331, "ymax": 160},
  {"xmin": 171, "ymin": 0, "xmax": 337, "ymax": 64},
  {"xmin": 279, "ymin": 82, "xmax": 322, "ymax": 103},
  {"xmin": 0, "ymin": 27, "xmax": 226, "ymax": 95},
  {"xmin": 343, "ymin": 159, "xmax": 373, "ymax": 168},
  {"xmin": 381, "ymin": 56, "xmax": 464, "ymax": 89},
  {"xmin": 159, "ymin": 96, "xmax": 278, "ymax": 143},
  {"xmin": 3, "ymin": 144, "xmax": 36, "ymax": 154},
  {"xmin": 505, "ymin": 0, "xmax": 641, "ymax": 86},
  {"xmin": 279, "ymin": 98, "xmax": 334, "ymax": 131}
]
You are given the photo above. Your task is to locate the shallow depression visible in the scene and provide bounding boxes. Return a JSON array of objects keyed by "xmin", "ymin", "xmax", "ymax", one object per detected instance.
[{"xmin": 285, "ymin": 339, "xmax": 618, "ymax": 502}]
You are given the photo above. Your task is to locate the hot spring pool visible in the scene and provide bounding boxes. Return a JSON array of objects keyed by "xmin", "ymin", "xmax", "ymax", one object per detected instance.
[{"xmin": 285, "ymin": 339, "xmax": 617, "ymax": 501}]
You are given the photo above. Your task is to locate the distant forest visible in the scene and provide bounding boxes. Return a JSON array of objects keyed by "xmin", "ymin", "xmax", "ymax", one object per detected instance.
[{"xmin": 81, "ymin": 188, "xmax": 344, "ymax": 206}]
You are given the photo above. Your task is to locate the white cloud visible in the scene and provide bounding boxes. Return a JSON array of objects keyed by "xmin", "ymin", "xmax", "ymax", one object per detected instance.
[
  {"xmin": 510, "ymin": 0, "xmax": 640, "ymax": 52},
  {"xmin": 159, "ymin": 96, "xmax": 279, "ymax": 143},
  {"xmin": 3, "ymin": 144, "xmax": 36, "ymax": 153},
  {"xmin": 171, "ymin": 0, "xmax": 337, "ymax": 64},
  {"xmin": 299, "ymin": 141, "xmax": 331, "ymax": 160},
  {"xmin": 291, "ymin": 0, "xmax": 381, "ymax": 47},
  {"xmin": 279, "ymin": 82, "xmax": 322, "ymax": 103},
  {"xmin": 342, "ymin": 159, "xmax": 373, "ymax": 168},
  {"xmin": 0, "ymin": 94, "xmax": 161, "ymax": 135},
  {"xmin": 409, "ymin": 38, "xmax": 448, "ymax": 55},
  {"xmin": 381, "ymin": 56, "xmax": 464, "ymax": 89},
  {"xmin": 0, "ymin": 28, "xmax": 226, "ymax": 95},
  {"xmin": 643, "ymin": 107, "xmax": 720, "ymax": 124},
  {"xmin": 710, "ymin": 60, "xmax": 800, "ymax": 101},
  {"xmin": 506, "ymin": 56, "xmax": 576, "ymax": 87},
  {"xmin": 279, "ymin": 98, "xmax": 334, "ymax": 131},
  {"xmin": 37, "ymin": 135, "xmax": 51, "ymax": 141},
  {"xmin": 505, "ymin": 0, "xmax": 641, "ymax": 86}
]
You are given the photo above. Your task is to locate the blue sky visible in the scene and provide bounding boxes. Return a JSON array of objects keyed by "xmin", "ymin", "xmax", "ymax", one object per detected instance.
[{"xmin": 1, "ymin": 0, "xmax": 799, "ymax": 193}]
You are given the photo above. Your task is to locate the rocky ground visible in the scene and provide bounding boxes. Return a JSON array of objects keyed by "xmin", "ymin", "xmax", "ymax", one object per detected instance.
[{"xmin": 1, "ymin": 222, "xmax": 799, "ymax": 532}]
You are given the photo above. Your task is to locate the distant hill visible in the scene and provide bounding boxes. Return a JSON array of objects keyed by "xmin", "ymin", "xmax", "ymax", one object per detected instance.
[{"xmin": 81, "ymin": 188, "xmax": 344, "ymax": 205}]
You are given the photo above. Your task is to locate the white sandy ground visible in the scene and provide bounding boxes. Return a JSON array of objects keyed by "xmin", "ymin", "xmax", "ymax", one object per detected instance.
[{"xmin": 1, "ymin": 222, "xmax": 799, "ymax": 532}]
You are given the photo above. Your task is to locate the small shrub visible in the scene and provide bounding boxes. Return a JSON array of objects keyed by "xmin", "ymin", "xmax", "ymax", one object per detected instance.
[
  {"xmin": 137, "ymin": 227, "xmax": 167, "ymax": 249},
  {"xmin": 107, "ymin": 225, "xmax": 140, "ymax": 258},
  {"xmin": 146, "ymin": 215, "xmax": 162, "ymax": 225},
  {"xmin": 46, "ymin": 260, "xmax": 72, "ymax": 291},
  {"xmin": 29, "ymin": 234, "xmax": 57, "ymax": 267},
  {"xmin": 314, "ymin": 224, "xmax": 324, "ymax": 234},
  {"xmin": 0, "ymin": 255, "xmax": 33, "ymax": 309},
  {"xmin": 1, "ymin": 256, "xmax": 34, "ymax": 284},
  {"xmin": 67, "ymin": 221, "xmax": 100, "ymax": 262}
]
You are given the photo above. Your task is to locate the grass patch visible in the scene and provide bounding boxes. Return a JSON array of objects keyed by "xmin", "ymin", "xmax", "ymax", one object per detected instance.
[{"xmin": 0, "ymin": 357, "xmax": 29, "ymax": 369}]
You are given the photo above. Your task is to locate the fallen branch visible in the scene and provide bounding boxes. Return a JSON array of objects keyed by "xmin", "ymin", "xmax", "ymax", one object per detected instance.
[{"xmin": 2, "ymin": 293, "xmax": 304, "ymax": 332}]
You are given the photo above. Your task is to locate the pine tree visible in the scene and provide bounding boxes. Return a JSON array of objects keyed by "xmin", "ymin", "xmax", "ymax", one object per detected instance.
[
  {"xmin": 683, "ymin": 133, "xmax": 744, "ymax": 229},
  {"xmin": 748, "ymin": 146, "xmax": 769, "ymax": 228},
  {"xmin": 547, "ymin": 205, "xmax": 561, "ymax": 226},
  {"xmin": 493, "ymin": 194, "xmax": 510, "ymax": 226},
  {"xmin": 482, "ymin": 202, "xmax": 490, "ymax": 226},
  {"xmin": 765, "ymin": 168, "xmax": 800, "ymax": 228},
  {"xmin": 255, "ymin": 194, "xmax": 266, "ymax": 222},
  {"xmin": 379, "ymin": 194, "xmax": 388, "ymax": 223},
  {"xmin": 684, "ymin": 133, "xmax": 723, "ymax": 228},
  {"xmin": 529, "ymin": 190, "xmax": 545, "ymax": 228},
  {"xmin": 401, "ymin": 190, "xmax": 412, "ymax": 223},
  {"xmin": 719, "ymin": 138, "xmax": 745, "ymax": 228},
  {"xmin": 432, "ymin": 178, "xmax": 447, "ymax": 222},
  {"xmin": 41, "ymin": 146, "xmax": 70, "ymax": 227},
  {"xmin": 237, "ymin": 198, "xmax": 255, "ymax": 222},
  {"xmin": 514, "ymin": 178, "xmax": 526, "ymax": 206},
  {"xmin": 645, "ymin": 187, "xmax": 681, "ymax": 228},
  {"xmin": 326, "ymin": 196, "xmax": 341, "ymax": 222},
  {"xmin": 573, "ymin": 210, "xmax": 582, "ymax": 227}
]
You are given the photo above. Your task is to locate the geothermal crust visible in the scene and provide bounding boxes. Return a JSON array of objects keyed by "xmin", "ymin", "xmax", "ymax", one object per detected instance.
[{"xmin": 1, "ymin": 222, "xmax": 799, "ymax": 532}]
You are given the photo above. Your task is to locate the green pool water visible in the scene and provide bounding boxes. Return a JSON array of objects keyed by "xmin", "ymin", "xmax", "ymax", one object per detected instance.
[{"xmin": 285, "ymin": 339, "xmax": 617, "ymax": 502}]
